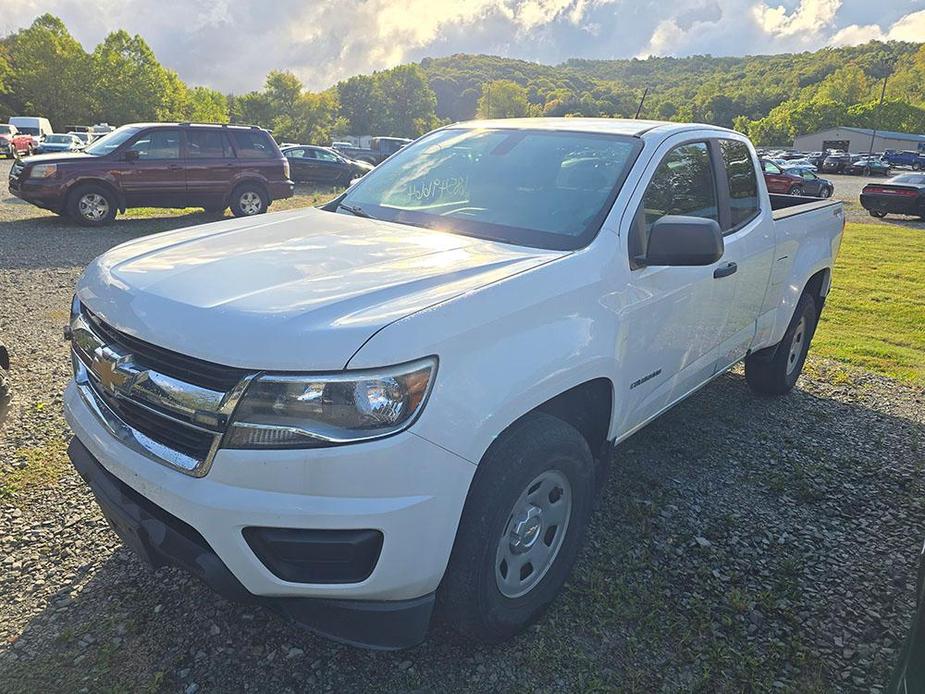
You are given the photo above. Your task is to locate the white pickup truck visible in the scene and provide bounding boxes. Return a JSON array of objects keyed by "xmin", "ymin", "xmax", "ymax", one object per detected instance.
[{"xmin": 64, "ymin": 118, "xmax": 844, "ymax": 649}]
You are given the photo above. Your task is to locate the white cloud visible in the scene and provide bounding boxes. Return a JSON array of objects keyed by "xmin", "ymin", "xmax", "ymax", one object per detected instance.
[
  {"xmin": 9, "ymin": 0, "xmax": 925, "ymax": 93},
  {"xmin": 830, "ymin": 8, "xmax": 925, "ymax": 46}
]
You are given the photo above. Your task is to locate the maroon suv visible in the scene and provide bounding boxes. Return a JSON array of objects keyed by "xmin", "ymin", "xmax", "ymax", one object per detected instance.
[{"xmin": 9, "ymin": 122, "xmax": 294, "ymax": 226}]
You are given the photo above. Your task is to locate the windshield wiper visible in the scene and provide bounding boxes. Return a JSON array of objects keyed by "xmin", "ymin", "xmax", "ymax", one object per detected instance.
[{"xmin": 337, "ymin": 202, "xmax": 371, "ymax": 218}]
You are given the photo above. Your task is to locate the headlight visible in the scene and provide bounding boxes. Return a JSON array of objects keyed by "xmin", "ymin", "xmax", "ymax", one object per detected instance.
[
  {"xmin": 30, "ymin": 163, "xmax": 57, "ymax": 179},
  {"xmin": 224, "ymin": 357, "xmax": 437, "ymax": 449}
]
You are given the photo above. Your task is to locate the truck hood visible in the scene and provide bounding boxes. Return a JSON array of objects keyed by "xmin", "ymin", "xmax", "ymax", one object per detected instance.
[
  {"xmin": 78, "ymin": 207, "xmax": 566, "ymax": 371},
  {"xmin": 21, "ymin": 151, "xmax": 95, "ymax": 165}
]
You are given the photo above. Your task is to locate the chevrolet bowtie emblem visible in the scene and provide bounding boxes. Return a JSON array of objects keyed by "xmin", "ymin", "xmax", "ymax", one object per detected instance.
[{"xmin": 91, "ymin": 346, "xmax": 130, "ymax": 395}]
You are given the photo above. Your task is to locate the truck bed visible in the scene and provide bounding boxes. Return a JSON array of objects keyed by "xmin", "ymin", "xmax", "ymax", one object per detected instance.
[{"xmin": 769, "ymin": 193, "xmax": 842, "ymax": 220}]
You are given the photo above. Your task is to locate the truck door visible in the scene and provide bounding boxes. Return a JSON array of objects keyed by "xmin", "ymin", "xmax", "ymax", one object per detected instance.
[
  {"xmin": 616, "ymin": 138, "xmax": 736, "ymax": 432},
  {"xmin": 711, "ymin": 138, "xmax": 775, "ymax": 371}
]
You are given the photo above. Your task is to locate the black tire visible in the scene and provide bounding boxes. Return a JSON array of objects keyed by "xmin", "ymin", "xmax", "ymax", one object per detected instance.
[
  {"xmin": 0, "ymin": 369, "xmax": 10, "ymax": 429},
  {"xmin": 821, "ymin": 186, "xmax": 832, "ymax": 199},
  {"xmin": 67, "ymin": 184, "xmax": 117, "ymax": 227},
  {"xmin": 745, "ymin": 292, "xmax": 818, "ymax": 396},
  {"xmin": 788, "ymin": 185, "xmax": 803, "ymax": 196},
  {"xmin": 437, "ymin": 412, "xmax": 595, "ymax": 643},
  {"xmin": 870, "ymin": 210, "xmax": 887, "ymax": 218},
  {"xmin": 230, "ymin": 183, "xmax": 268, "ymax": 218}
]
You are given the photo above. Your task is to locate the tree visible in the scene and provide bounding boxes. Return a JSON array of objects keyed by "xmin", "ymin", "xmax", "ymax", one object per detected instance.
[
  {"xmin": 90, "ymin": 30, "xmax": 176, "ymax": 123},
  {"xmin": 477, "ymin": 80, "xmax": 530, "ymax": 119},
  {"xmin": 814, "ymin": 65, "xmax": 869, "ymax": 105},
  {"xmin": 377, "ymin": 65, "xmax": 439, "ymax": 136},
  {"xmin": 1, "ymin": 14, "xmax": 93, "ymax": 127},
  {"xmin": 186, "ymin": 87, "xmax": 229, "ymax": 123},
  {"xmin": 336, "ymin": 75, "xmax": 381, "ymax": 135}
]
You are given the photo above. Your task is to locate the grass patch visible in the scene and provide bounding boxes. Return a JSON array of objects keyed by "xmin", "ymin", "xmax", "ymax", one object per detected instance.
[
  {"xmin": 812, "ymin": 221, "xmax": 925, "ymax": 384},
  {"xmin": 0, "ymin": 439, "xmax": 70, "ymax": 500}
]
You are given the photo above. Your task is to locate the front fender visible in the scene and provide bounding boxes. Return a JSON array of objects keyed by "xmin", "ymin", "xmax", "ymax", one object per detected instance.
[{"xmin": 346, "ymin": 250, "xmax": 617, "ymax": 465}]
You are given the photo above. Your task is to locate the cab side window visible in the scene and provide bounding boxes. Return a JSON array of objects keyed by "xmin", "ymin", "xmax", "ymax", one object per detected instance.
[
  {"xmin": 630, "ymin": 142, "xmax": 718, "ymax": 262},
  {"xmin": 719, "ymin": 139, "xmax": 759, "ymax": 229},
  {"xmin": 762, "ymin": 160, "xmax": 782, "ymax": 174},
  {"xmin": 187, "ymin": 130, "xmax": 233, "ymax": 159}
]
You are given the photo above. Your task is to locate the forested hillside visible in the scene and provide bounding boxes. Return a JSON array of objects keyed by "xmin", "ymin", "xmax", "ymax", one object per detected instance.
[{"xmin": 1, "ymin": 14, "xmax": 924, "ymax": 146}]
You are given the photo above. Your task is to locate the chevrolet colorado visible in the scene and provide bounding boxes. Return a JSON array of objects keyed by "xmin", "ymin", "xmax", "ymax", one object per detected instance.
[{"xmin": 64, "ymin": 119, "xmax": 844, "ymax": 649}]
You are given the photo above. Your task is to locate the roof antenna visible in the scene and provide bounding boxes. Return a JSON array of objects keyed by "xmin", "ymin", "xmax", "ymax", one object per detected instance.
[{"xmin": 634, "ymin": 87, "xmax": 649, "ymax": 119}]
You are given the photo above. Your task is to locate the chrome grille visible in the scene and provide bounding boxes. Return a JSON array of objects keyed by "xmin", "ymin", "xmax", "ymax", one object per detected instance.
[{"xmin": 71, "ymin": 309, "xmax": 253, "ymax": 476}]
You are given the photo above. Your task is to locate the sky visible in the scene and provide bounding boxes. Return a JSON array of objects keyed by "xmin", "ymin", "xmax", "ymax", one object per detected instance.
[{"xmin": 7, "ymin": 0, "xmax": 925, "ymax": 93}]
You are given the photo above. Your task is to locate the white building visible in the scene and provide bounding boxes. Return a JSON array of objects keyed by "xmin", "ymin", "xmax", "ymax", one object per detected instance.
[{"xmin": 793, "ymin": 127, "xmax": 925, "ymax": 153}]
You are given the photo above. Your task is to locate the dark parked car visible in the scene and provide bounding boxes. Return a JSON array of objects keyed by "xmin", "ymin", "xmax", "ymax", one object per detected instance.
[
  {"xmin": 281, "ymin": 145, "xmax": 373, "ymax": 184},
  {"xmin": 859, "ymin": 173, "xmax": 925, "ymax": 219},
  {"xmin": 782, "ymin": 166, "xmax": 834, "ymax": 197},
  {"xmin": 760, "ymin": 160, "xmax": 807, "ymax": 194},
  {"xmin": 0, "ymin": 343, "xmax": 10, "ymax": 429},
  {"xmin": 848, "ymin": 156, "xmax": 891, "ymax": 176},
  {"xmin": 331, "ymin": 136, "xmax": 411, "ymax": 165},
  {"xmin": 887, "ymin": 540, "xmax": 925, "ymax": 693},
  {"xmin": 9, "ymin": 122, "xmax": 294, "ymax": 226},
  {"xmin": 34, "ymin": 133, "xmax": 83, "ymax": 154},
  {"xmin": 821, "ymin": 153, "xmax": 852, "ymax": 173}
]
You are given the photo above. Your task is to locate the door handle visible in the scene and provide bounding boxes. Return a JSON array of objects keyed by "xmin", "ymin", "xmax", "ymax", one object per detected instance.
[{"xmin": 713, "ymin": 262, "xmax": 737, "ymax": 279}]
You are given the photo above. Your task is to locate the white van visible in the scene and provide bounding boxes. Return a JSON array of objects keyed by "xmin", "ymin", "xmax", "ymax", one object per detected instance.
[{"xmin": 9, "ymin": 116, "xmax": 53, "ymax": 140}]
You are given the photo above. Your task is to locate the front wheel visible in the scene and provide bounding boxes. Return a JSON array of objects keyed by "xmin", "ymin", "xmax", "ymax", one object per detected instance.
[
  {"xmin": 745, "ymin": 292, "xmax": 818, "ymax": 396},
  {"xmin": 788, "ymin": 185, "xmax": 804, "ymax": 196},
  {"xmin": 67, "ymin": 184, "xmax": 117, "ymax": 227},
  {"xmin": 438, "ymin": 412, "xmax": 595, "ymax": 643},
  {"xmin": 821, "ymin": 186, "xmax": 832, "ymax": 198},
  {"xmin": 870, "ymin": 210, "xmax": 887, "ymax": 218},
  {"xmin": 230, "ymin": 184, "xmax": 268, "ymax": 218}
]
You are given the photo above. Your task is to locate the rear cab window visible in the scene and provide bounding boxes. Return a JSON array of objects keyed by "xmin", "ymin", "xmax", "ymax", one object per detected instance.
[{"xmin": 718, "ymin": 139, "xmax": 760, "ymax": 230}]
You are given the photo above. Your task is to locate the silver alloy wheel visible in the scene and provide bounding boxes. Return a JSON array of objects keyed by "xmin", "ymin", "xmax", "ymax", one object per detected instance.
[
  {"xmin": 786, "ymin": 315, "xmax": 807, "ymax": 375},
  {"xmin": 495, "ymin": 469, "xmax": 572, "ymax": 598},
  {"xmin": 239, "ymin": 191, "xmax": 263, "ymax": 215},
  {"xmin": 78, "ymin": 192, "xmax": 109, "ymax": 221}
]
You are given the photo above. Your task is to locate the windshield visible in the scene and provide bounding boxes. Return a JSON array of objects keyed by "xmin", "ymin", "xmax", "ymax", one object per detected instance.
[
  {"xmin": 17, "ymin": 126, "xmax": 40, "ymax": 136},
  {"xmin": 0, "ymin": 125, "xmax": 11, "ymax": 135},
  {"xmin": 337, "ymin": 128, "xmax": 641, "ymax": 250},
  {"xmin": 46, "ymin": 135, "xmax": 71, "ymax": 143},
  {"xmin": 85, "ymin": 125, "xmax": 140, "ymax": 156},
  {"xmin": 892, "ymin": 174, "xmax": 925, "ymax": 185}
]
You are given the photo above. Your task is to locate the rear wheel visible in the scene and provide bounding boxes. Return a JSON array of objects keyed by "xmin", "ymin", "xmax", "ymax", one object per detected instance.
[
  {"xmin": 230, "ymin": 184, "xmax": 268, "ymax": 218},
  {"xmin": 745, "ymin": 292, "xmax": 818, "ymax": 396},
  {"xmin": 438, "ymin": 412, "xmax": 595, "ymax": 643},
  {"xmin": 67, "ymin": 184, "xmax": 117, "ymax": 227}
]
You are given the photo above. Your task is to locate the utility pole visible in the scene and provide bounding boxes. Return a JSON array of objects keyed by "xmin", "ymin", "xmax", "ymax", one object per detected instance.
[
  {"xmin": 868, "ymin": 70, "xmax": 890, "ymax": 158},
  {"xmin": 634, "ymin": 87, "xmax": 649, "ymax": 119}
]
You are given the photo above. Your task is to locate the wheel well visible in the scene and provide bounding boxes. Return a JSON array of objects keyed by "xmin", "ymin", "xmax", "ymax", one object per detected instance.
[
  {"xmin": 531, "ymin": 378, "xmax": 613, "ymax": 460},
  {"xmin": 230, "ymin": 178, "xmax": 270, "ymax": 202},
  {"xmin": 67, "ymin": 179, "xmax": 124, "ymax": 212},
  {"xmin": 804, "ymin": 268, "xmax": 830, "ymax": 310}
]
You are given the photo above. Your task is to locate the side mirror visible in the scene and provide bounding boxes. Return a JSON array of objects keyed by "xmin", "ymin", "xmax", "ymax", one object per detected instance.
[
  {"xmin": 123, "ymin": 149, "xmax": 139, "ymax": 162},
  {"xmin": 644, "ymin": 215, "xmax": 724, "ymax": 266}
]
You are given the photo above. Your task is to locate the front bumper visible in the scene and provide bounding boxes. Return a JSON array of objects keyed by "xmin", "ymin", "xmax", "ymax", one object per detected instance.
[
  {"xmin": 8, "ymin": 177, "xmax": 63, "ymax": 212},
  {"xmin": 64, "ymin": 380, "xmax": 475, "ymax": 647},
  {"xmin": 68, "ymin": 437, "xmax": 434, "ymax": 649}
]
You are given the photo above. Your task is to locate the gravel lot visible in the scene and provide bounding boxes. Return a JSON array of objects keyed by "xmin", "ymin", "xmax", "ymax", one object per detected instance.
[{"xmin": 1, "ymin": 159, "xmax": 924, "ymax": 692}]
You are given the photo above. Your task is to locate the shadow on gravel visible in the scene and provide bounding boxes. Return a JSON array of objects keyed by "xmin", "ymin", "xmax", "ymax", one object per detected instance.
[{"xmin": 2, "ymin": 366, "xmax": 923, "ymax": 692}]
